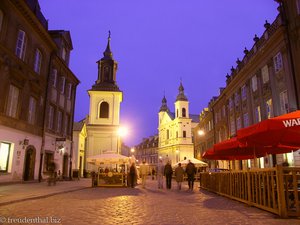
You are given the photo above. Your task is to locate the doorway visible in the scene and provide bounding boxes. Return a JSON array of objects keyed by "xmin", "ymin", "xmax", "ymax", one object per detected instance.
[
  {"xmin": 62, "ymin": 154, "xmax": 68, "ymax": 178},
  {"xmin": 23, "ymin": 147, "xmax": 36, "ymax": 181}
]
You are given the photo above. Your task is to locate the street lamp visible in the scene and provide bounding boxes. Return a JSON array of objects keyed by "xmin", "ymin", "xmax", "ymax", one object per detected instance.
[
  {"xmin": 117, "ymin": 126, "xmax": 128, "ymax": 154},
  {"xmin": 130, "ymin": 148, "xmax": 135, "ymax": 154},
  {"xmin": 198, "ymin": 129, "xmax": 205, "ymax": 136}
]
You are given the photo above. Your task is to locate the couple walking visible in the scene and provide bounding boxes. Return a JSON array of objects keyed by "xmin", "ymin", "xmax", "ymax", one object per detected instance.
[{"xmin": 175, "ymin": 160, "xmax": 197, "ymax": 190}]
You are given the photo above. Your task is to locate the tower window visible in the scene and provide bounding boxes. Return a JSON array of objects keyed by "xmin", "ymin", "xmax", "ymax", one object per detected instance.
[
  {"xmin": 182, "ymin": 108, "xmax": 186, "ymax": 117},
  {"xmin": 183, "ymin": 131, "xmax": 186, "ymax": 138},
  {"xmin": 99, "ymin": 101, "xmax": 109, "ymax": 118}
]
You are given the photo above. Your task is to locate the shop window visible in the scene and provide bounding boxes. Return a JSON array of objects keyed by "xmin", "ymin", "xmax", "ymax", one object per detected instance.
[{"xmin": 0, "ymin": 142, "xmax": 10, "ymax": 172}]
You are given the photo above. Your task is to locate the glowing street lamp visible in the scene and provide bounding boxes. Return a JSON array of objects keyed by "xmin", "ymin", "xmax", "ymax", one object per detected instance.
[
  {"xmin": 117, "ymin": 126, "xmax": 128, "ymax": 154},
  {"xmin": 198, "ymin": 129, "xmax": 205, "ymax": 136}
]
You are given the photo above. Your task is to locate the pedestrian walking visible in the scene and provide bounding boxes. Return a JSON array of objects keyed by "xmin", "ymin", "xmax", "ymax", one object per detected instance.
[
  {"xmin": 139, "ymin": 161, "xmax": 148, "ymax": 188},
  {"xmin": 157, "ymin": 159, "xmax": 164, "ymax": 189},
  {"xmin": 151, "ymin": 168, "xmax": 156, "ymax": 180},
  {"xmin": 174, "ymin": 163, "xmax": 184, "ymax": 190},
  {"xmin": 185, "ymin": 160, "xmax": 196, "ymax": 190},
  {"xmin": 129, "ymin": 163, "xmax": 137, "ymax": 188},
  {"xmin": 164, "ymin": 161, "xmax": 173, "ymax": 189}
]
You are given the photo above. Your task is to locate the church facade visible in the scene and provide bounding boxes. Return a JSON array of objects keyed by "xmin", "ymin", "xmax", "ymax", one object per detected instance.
[{"xmin": 158, "ymin": 83, "xmax": 199, "ymax": 165}]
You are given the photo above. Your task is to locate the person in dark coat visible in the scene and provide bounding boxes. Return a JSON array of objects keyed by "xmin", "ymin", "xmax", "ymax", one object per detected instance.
[
  {"xmin": 185, "ymin": 160, "xmax": 196, "ymax": 190},
  {"xmin": 129, "ymin": 163, "xmax": 137, "ymax": 188},
  {"xmin": 164, "ymin": 161, "xmax": 173, "ymax": 189},
  {"xmin": 174, "ymin": 163, "xmax": 185, "ymax": 190}
]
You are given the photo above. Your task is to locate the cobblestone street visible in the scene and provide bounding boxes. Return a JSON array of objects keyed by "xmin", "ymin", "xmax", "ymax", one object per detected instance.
[{"xmin": 0, "ymin": 178, "xmax": 299, "ymax": 225}]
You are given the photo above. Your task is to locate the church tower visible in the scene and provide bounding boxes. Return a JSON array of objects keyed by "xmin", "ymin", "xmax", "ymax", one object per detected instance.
[{"xmin": 86, "ymin": 32, "xmax": 123, "ymax": 168}]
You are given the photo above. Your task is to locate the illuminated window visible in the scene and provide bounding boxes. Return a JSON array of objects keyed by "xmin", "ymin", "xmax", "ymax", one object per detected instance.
[
  {"xmin": 261, "ymin": 65, "xmax": 269, "ymax": 84},
  {"xmin": 6, "ymin": 85, "xmax": 19, "ymax": 118},
  {"xmin": 28, "ymin": 96, "xmax": 37, "ymax": 124},
  {"xmin": 15, "ymin": 30, "xmax": 27, "ymax": 60},
  {"xmin": 99, "ymin": 102, "xmax": 109, "ymax": 118},
  {"xmin": 33, "ymin": 49, "xmax": 42, "ymax": 74},
  {"xmin": 255, "ymin": 106, "xmax": 261, "ymax": 123},
  {"xmin": 0, "ymin": 142, "xmax": 10, "ymax": 172},
  {"xmin": 266, "ymin": 99, "xmax": 273, "ymax": 119},
  {"xmin": 273, "ymin": 52, "xmax": 283, "ymax": 73}
]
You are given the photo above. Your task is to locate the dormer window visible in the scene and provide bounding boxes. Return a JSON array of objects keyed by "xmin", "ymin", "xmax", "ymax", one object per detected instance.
[{"xmin": 62, "ymin": 47, "xmax": 67, "ymax": 61}]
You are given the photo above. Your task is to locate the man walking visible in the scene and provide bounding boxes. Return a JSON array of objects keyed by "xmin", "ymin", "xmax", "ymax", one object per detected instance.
[
  {"xmin": 139, "ymin": 161, "xmax": 148, "ymax": 188},
  {"xmin": 164, "ymin": 161, "xmax": 173, "ymax": 189},
  {"xmin": 185, "ymin": 160, "xmax": 196, "ymax": 190}
]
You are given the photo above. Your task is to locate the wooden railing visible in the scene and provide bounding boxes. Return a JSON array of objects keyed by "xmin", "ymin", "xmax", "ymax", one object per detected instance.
[{"xmin": 200, "ymin": 165, "xmax": 300, "ymax": 218}]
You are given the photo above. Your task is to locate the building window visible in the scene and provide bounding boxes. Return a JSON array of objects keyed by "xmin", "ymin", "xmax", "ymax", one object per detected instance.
[
  {"xmin": 229, "ymin": 98, "xmax": 233, "ymax": 111},
  {"xmin": 251, "ymin": 75, "xmax": 258, "ymax": 92},
  {"xmin": 279, "ymin": 90, "xmax": 289, "ymax": 114},
  {"xmin": 297, "ymin": 0, "xmax": 300, "ymax": 14},
  {"xmin": 166, "ymin": 130, "xmax": 169, "ymax": 139},
  {"xmin": 182, "ymin": 108, "xmax": 186, "ymax": 117},
  {"xmin": 261, "ymin": 65, "xmax": 269, "ymax": 84},
  {"xmin": 67, "ymin": 83, "xmax": 72, "ymax": 99},
  {"xmin": 99, "ymin": 102, "xmax": 109, "ymax": 118},
  {"xmin": 6, "ymin": 85, "xmax": 19, "ymax": 118},
  {"xmin": 273, "ymin": 52, "xmax": 283, "ymax": 73},
  {"xmin": 241, "ymin": 85, "xmax": 247, "ymax": 100},
  {"xmin": 28, "ymin": 96, "xmax": 37, "ymax": 124},
  {"xmin": 57, "ymin": 110, "xmax": 62, "ymax": 132},
  {"xmin": 43, "ymin": 152, "xmax": 54, "ymax": 172},
  {"xmin": 63, "ymin": 115, "xmax": 69, "ymax": 135},
  {"xmin": 52, "ymin": 69, "xmax": 57, "ymax": 87},
  {"xmin": 222, "ymin": 105, "xmax": 226, "ymax": 118},
  {"xmin": 243, "ymin": 113, "xmax": 249, "ymax": 127},
  {"xmin": 15, "ymin": 30, "xmax": 27, "ymax": 60},
  {"xmin": 176, "ymin": 131, "xmax": 178, "ymax": 138},
  {"xmin": 176, "ymin": 109, "xmax": 178, "ymax": 118},
  {"xmin": 230, "ymin": 117, "xmax": 236, "ymax": 136},
  {"xmin": 183, "ymin": 131, "xmax": 186, "ymax": 138},
  {"xmin": 33, "ymin": 49, "xmax": 42, "ymax": 74},
  {"xmin": 255, "ymin": 106, "xmax": 261, "ymax": 123},
  {"xmin": 0, "ymin": 10, "xmax": 3, "ymax": 32},
  {"xmin": 266, "ymin": 99, "xmax": 273, "ymax": 119},
  {"xmin": 60, "ymin": 77, "xmax": 65, "ymax": 94},
  {"xmin": 0, "ymin": 142, "xmax": 10, "ymax": 172},
  {"xmin": 234, "ymin": 92, "xmax": 240, "ymax": 106},
  {"xmin": 48, "ymin": 105, "xmax": 54, "ymax": 129},
  {"xmin": 236, "ymin": 117, "xmax": 241, "ymax": 130}
]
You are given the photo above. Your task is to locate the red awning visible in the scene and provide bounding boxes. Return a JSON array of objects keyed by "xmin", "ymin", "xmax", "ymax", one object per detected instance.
[{"xmin": 237, "ymin": 110, "xmax": 300, "ymax": 148}]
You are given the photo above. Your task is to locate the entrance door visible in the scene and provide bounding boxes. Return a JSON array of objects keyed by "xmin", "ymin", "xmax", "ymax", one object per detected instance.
[
  {"xmin": 62, "ymin": 154, "xmax": 68, "ymax": 178},
  {"xmin": 23, "ymin": 147, "xmax": 36, "ymax": 181}
]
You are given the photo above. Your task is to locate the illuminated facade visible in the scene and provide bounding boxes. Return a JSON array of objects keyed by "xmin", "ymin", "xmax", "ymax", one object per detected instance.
[
  {"xmin": 0, "ymin": 0, "xmax": 79, "ymax": 182},
  {"xmin": 196, "ymin": 0, "xmax": 300, "ymax": 169},
  {"xmin": 158, "ymin": 83, "xmax": 199, "ymax": 166}
]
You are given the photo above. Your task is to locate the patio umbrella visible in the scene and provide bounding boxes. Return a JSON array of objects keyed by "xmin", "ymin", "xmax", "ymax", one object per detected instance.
[
  {"xmin": 87, "ymin": 153, "xmax": 129, "ymax": 165},
  {"xmin": 237, "ymin": 110, "xmax": 300, "ymax": 149}
]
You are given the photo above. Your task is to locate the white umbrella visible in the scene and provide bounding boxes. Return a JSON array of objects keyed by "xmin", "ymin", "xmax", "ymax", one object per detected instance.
[
  {"xmin": 87, "ymin": 153, "xmax": 129, "ymax": 165},
  {"xmin": 173, "ymin": 157, "xmax": 208, "ymax": 167}
]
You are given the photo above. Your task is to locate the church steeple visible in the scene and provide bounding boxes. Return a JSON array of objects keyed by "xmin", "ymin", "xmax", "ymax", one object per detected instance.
[
  {"xmin": 102, "ymin": 30, "xmax": 113, "ymax": 60},
  {"xmin": 91, "ymin": 31, "xmax": 120, "ymax": 92},
  {"xmin": 176, "ymin": 82, "xmax": 188, "ymax": 102},
  {"xmin": 159, "ymin": 95, "xmax": 169, "ymax": 112}
]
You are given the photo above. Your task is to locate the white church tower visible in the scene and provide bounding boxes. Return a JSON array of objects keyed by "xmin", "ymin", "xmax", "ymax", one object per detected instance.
[{"xmin": 85, "ymin": 32, "xmax": 123, "ymax": 171}]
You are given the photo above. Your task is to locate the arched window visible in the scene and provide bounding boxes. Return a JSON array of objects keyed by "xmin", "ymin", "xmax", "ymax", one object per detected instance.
[
  {"xmin": 99, "ymin": 102, "xmax": 109, "ymax": 118},
  {"xmin": 182, "ymin": 108, "xmax": 186, "ymax": 117}
]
